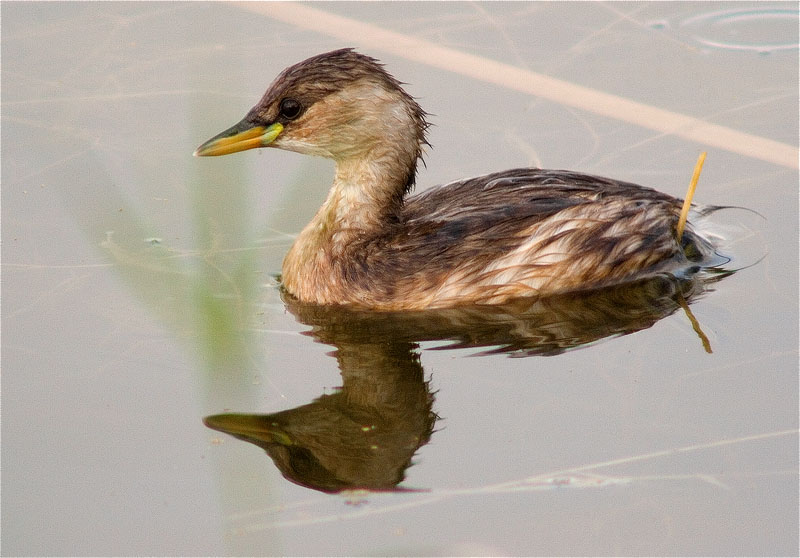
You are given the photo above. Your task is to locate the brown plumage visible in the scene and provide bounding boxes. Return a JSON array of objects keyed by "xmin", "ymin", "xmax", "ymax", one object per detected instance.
[{"xmin": 195, "ymin": 48, "xmax": 719, "ymax": 310}]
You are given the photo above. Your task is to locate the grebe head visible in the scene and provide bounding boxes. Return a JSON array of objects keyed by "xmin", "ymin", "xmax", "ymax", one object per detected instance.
[{"xmin": 195, "ymin": 49, "xmax": 429, "ymax": 174}]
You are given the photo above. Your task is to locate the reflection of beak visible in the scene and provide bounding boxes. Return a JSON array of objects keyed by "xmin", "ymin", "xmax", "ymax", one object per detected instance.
[
  {"xmin": 193, "ymin": 120, "xmax": 284, "ymax": 157},
  {"xmin": 203, "ymin": 413, "xmax": 293, "ymax": 446}
]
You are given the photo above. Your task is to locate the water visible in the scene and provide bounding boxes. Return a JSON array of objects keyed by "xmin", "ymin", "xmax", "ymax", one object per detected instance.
[{"xmin": 2, "ymin": 2, "xmax": 797, "ymax": 555}]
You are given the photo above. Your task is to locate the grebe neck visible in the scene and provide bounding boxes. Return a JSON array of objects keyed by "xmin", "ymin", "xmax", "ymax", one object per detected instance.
[
  {"xmin": 282, "ymin": 139, "xmax": 419, "ymax": 298},
  {"xmin": 324, "ymin": 149, "xmax": 417, "ymax": 232},
  {"xmin": 309, "ymin": 81, "xmax": 425, "ymax": 234}
]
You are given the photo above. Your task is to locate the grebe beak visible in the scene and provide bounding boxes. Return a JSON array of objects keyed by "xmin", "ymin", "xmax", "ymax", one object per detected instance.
[{"xmin": 194, "ymin": 120, "xmax": 284, "ymax": 157}]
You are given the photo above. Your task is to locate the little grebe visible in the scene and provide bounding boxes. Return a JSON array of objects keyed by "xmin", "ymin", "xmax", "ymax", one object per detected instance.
[{"xmin": 195, "ymin": 48, "xmax": 717, "ymax": 310}]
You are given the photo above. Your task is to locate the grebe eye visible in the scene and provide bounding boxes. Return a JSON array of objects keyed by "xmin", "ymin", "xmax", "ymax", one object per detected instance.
[{"xmin": 279, "ymin": 98, "xmax": 302, "ymax": 120}]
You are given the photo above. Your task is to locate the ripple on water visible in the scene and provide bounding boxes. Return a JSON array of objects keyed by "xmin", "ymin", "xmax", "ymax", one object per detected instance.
[{"xmin": 679, "ymin": 7, "xmax": 799, "ymax": 54}]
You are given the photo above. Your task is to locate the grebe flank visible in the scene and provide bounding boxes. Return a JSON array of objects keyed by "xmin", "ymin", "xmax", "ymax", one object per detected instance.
[{"xmin": 195, "ymin": 48, "xmax": 717, "ymax": 310}]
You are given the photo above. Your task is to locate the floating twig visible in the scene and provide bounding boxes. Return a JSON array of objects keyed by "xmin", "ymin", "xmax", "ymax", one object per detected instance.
[
  {"xmin": 676, "ymin": 151, "xmax": 707, "ymax": 241},
  {"xmin": 677, "ymin": 291, "xmax": 712, "ymax": 354}
]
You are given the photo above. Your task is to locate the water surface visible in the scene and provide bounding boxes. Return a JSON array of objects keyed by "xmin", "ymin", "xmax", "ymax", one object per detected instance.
[{"xmin": 2, "ymin": 2, "xmax": 797, "ymax": 555}]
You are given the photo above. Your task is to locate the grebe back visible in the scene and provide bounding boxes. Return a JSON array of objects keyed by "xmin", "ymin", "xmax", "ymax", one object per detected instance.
[{"xmin": 195, "ymin": 48, "xmax": 717, "ymax": 310}]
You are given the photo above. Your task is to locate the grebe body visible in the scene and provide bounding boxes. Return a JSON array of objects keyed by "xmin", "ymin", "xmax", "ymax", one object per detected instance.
[{"xmin": 195, "ymin": 49, "xmax": 715, "ymax": 310}]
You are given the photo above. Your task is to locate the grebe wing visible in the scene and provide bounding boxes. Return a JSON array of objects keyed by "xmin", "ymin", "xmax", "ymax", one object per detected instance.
[
  {"xmin": 381, "ymin": 168, "xmax": 684, "ymax": 285},
  {"xmin": 353, "ymin": 168, "xmax": 691, "ymax": 306},
  {"xmin": 402, "ymin": 168, "xmax": 677, "ymax": 234}
]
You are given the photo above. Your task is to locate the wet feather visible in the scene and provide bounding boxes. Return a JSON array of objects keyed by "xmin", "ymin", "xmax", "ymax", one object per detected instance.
[{"xmin": 196, "ymin": 49, "xmax": 718, "ymax": 310}]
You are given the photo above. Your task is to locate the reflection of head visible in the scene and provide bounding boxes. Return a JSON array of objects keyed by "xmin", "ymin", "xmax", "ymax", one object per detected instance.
[{"xmin": 205, "ymin": 342, "xmax": 435, "ymax": 493}]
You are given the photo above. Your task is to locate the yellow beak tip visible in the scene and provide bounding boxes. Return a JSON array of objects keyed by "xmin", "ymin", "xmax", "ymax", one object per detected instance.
[{"xmin": 193, "ymin": 122, "xmax": 284, "ymax": 158}]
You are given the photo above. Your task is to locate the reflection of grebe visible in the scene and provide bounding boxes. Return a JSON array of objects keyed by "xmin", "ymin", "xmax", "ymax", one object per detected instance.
[{"xmin": 196, "ymin": 48, "xmax": 718, "ymax": 310}]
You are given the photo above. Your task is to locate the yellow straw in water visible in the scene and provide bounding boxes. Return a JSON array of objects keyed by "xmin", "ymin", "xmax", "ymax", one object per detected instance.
[{"xmin": 676, "ymin": 152, "xmax": 707, "ymax": 241}]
